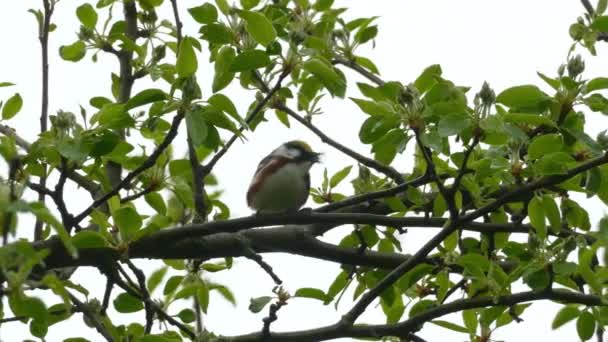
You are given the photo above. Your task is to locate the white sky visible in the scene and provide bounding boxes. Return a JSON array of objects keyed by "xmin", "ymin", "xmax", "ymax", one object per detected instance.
[{"xmin": 1, "ymin": 0, "xmax": 607, "ymax": 341}]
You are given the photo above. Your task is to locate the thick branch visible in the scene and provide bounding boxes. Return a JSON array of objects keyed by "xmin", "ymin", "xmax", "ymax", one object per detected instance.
[{"xmin": 224, "ymin": 289, "xmax": 604, "ymax": 341}]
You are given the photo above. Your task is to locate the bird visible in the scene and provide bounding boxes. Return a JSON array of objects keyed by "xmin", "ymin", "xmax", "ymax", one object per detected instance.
[{"xmin": 246, "ymin": 140, "xmax": 321, "ymax": 213}]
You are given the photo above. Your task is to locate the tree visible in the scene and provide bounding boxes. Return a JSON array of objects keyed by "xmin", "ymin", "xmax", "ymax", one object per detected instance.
[{"xmin": 1, "ymin": 0, "xmax": 608, "ymax": 341}]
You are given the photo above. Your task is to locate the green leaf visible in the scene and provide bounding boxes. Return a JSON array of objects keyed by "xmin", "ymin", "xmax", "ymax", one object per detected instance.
[
  {"xmin": 528, "ymin": 134, "xmax": 563, "ymax": 160},
  {"xmin": 0, "ymin": 82, "xmax": 15, "ymax": 87},
  {"xmin": 177, "ymin": 308, "xmax": 196, "ymax": 323},
  {"xmin": 113, "ymin": 206, "xmax": 143, "ymax": 242},
  {"xmin": 303, "ymin": 58, "xmax": 346, "ymax": 98},
  {"xmin": 199, "ymin": 23, "xmax": 233, "ymax": 44},
  {"xmin": 249, "ymin": 296, "xmax": 272, "ymax": 313},
  {"xmin": 30, "ymin": 318, "xmax": 48, "ymax": 338},
  {"xmin": 577, "ymin": 311, "xmax": 596, "ymax": 341},
  {"xmin": 200, "ymin": 106, "xmax": 238, "ymax": 133},
  {"xmin": 542, "ymin": 195, "xmax": 561, "ymax": 234},
  {"xmin": 585, "ymin": 77, "xmax": 608, "ymax": 93},
  {"xmin": 355, "ymin": 25, "xmax": 378, "ymax": 44},
  {"xmin": 212, "ymin": 46, "xmax": 236, "ymax": 92},
  {"xmin": 414, "ymin": 64, "xmax": 442, "ymax": 93},
  {"xmin": 438, "ymin": 112, "xmax": 471, "ymax": 137},
  {"xmin": 186, "ymin": 109, "xmax": 208, "ymax": 147},
  {"xmin": 552, "ymin": 305, "xmax": 580, "ymax": 329},
  {"xmin": 326, "ymin": 271, "xmax": 348, "ymax": 304},
  {"xmin": 502, "ymin": 113, "xmax": 555, "ymax": 127},
  {"xmin": 197, "ymin": 282, "xmax": 210, "ymax": 313},
  {"xmin": 71, "ymin": 230, "xmax": 107, "ymax": 248},
  {"xmin": 2, "ymin": 93, "xmax": 23, "ymax": 120},
  {"xmin": 240, "ymin": 0, "xmax": 261, "ymax": 9},
  {"xmin": 528, "ymin": 196, "xmax": 547, "ymax": 240},
  {"xmin": 29, "ymin": 202, "xmax": 77, "ymax": 258},
  {"xmin": 463, "ymin": 309, "xmax": 478, "ymax": 334},
  {"xmin": 330, "ymin": 166, "xmax": 352, "ymax": 188},
  {"xmin": 599, "ymin": 0, "xmax": 608, "ymax": 14},
  {"xmin": 215, "ymin": 0, "xmax": 230, "ymax": 14},
  {"xmin": 294, "ymin": 288, "xmax": 328, "ymax": 301},
  {"xmin": 240, "ymin": 11, "xmax": 276, "ymax": 46},
  {"xmin": 456, "ymin": 254, "xmax": 489, "ymax": 279},
  {"xmin": 350, "ymin": 98, "xmax": 394, "ymax": 116},
  {"xmin": 229, "ymin": 50, "xmax": 271, "ymax": 72},
  {"xmin": 208, "ymin": 93, "xmax": 241, "ymax": 124},
  {"xmin": 97, "ymin": 103, "xmax": 135, "ymax": 129},
  {"xmin": 76, "ymin": 3, "xmax": 98, "ymax": 28},
  {"xmin": 496, "ymin": 85, "xmax": 549, "ymax": 109},
  {"xmin": 163, "ymin": 275, "xmax": 183, "ymax": 295},
  {"xmin": 113, "ymin": 293, "xmax": 144, "ymax": 313},
  {"xmin": 431, "ymin": 320, "xmax": 469, "ymax": 333},
  {"xmin": 591, "ymin": 16, "xmax": 608, "ymax": 31},
  {"xmin": 125, "ymin": 89, "xmax": 167, "ymax": 110},
  {"xmin": 144, "ymin": 192, "xmax": 167, "ymax": 215},
  {"xmin": 372, "ymin": 129, "xmax": 409, "ymax": 164},
  {"xmin": 480, "ymin": 306, "xmax": 506, "ymax": 328},
  {"xmin": 59, "ymin": 41, "xmax": 86, "ymax": 62},
  {"xmin": 176, "ymin": 37, "xmax": 198, "ymax": 78},
  {"xmin": 314, "ymin": 0, "xmax": 334, "ymax": 11},
  {"xmin": 188, "ymin": 3, "xmax": 218, "ymax": 24},
  {"xmin": 147, "ymin": 267, "xmax": 168, "ymax": 293}
]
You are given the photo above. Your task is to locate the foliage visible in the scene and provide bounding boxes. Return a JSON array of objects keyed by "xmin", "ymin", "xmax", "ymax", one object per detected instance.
[{"xmin": 1, "ymin": 0, "xmax": 608, "ymax": 341}]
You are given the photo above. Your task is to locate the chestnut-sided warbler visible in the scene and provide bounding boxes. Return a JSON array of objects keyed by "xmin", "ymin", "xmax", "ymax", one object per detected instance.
[{"xmin": 247, "ymin": 141, "xmax": 321, "ymax": 213}]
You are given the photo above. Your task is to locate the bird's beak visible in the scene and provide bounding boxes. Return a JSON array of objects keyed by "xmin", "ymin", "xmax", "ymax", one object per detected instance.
[{"xmin": 310, "ymin": 152, "xmax": 322, "ymax": 163}]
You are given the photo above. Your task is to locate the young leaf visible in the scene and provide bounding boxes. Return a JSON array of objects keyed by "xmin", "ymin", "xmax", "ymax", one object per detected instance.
[
  {"xmin": 113, "ymin": 293, "xmax": 144, "ymax": 313},
  {"xmin": 2, "ymin": 93, "xmax": 23, "ymax": 119},
  {"xmin": 125, "ymin": 89, "xmax": 167, "ymax": 110},
  {"xmin": 527, "ymin": 134, "xmax": 563, "ymax": 160},
  {"xmin": 577, "ymin": 311, "xmax": 596, "ymax": 341},
  {"xmin": 59, "ymin": 41, "xmax": 86, "ymax": 62},
  {"xmin": 330, "ymin": 166, "xmax": 352, "ymax": 188},
  {"xmin": 541, "ymin": 195, "xmax": 561, "ymax": 234},
  {"xmin": 212, "ymin": 46, "xmax": 236, "ymax": 92},
  {"xmin": 414, "ymin": 64, "xmax": 442, "ymax": 93},
  {"xmin": 176, "ymin": 37, "xmax": 198, "ymax": 78},
  {"xmin": 528, "ymin": 196, "xmax": 547, "ymax": 240},
  {"xmin": 113, "ymin": 206, "xmax": 143, "ymax": 242},
  {"xmin": 76, "ymin": 3, "xmax": 98, "ymax": 29},
  {"xmin": 188, "ymin": 3, "xmax": 218, "ymax": 24},
  {"xmin": 303, "ymin": 58, "xmax": 346, "ymax": 98},
  {"xmin": 552, "ymin": 305, "xmax": 580, "ymax": 329},
  {"xmin": 229, "ymin": 50, "xmax": 271, "ymax": 72},
  {"xmin": 294, "ymin": 288, "xmax": 328, "ymax": 301},
  {"xmin": 496, "ymin": 85, "xmax": 549, "ymax": 109},
  {"xmin": 249, "ymin": 296, "xmax": 273, "ymax": 313},
  {"xmin": 240, "ymin": 11, "xmax": 277, "ymax": 46}
]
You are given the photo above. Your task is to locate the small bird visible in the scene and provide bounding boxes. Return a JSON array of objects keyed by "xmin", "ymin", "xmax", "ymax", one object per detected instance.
[{"xmin": 247, "ymin": 140, "xmax": 321, "ymax": 213}]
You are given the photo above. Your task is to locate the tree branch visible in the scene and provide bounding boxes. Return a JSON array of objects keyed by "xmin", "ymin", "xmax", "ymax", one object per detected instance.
[
  {"xmin": 200, "ymin": 69, "xmax": 291, "ymax": 176},
  {"xmin": 72, "ymin": 112, "xmax": 184, "ymax": 226},
  {"xmin": 274, "ymin": 103, "xmax": 405, "ymax": 184},
  {"xmin": 34, "ymin": 0, "xmax": 54, "ymax": 241},
  {"xmin": 225, "ymin": 289, "xmax": 605, "ymax": 341}
]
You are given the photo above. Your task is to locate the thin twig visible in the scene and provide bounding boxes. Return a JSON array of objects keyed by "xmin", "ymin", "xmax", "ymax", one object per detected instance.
[
  {"xmin": 125, "ymin": 260, "xmax": 155, "ymax": 334},
  {"xmin": 69, "ymin": 292, "xmax": 113, "ymax": 341},
  {"xmin": 120, "ymin": 185, "xmax": 157, "ymax": 203},
  {"xmin": 581, "ymin": 0, "xmax": 595, "ymax": 15},
  {"xmin": 274, "ymin": 103, "xmax": 405, "ymax": 184},
  {"xmin": 333, "ymin": 56, "xmax": 385, "ymax": 86},
  {"xmin": 315, "ymin": 175, "xmax": 431, "ymax": 213},
  {"xmin": 34, "ymin": 0, "xmax": 54, "ymax": 241},
  {"xmin": 72, "ymin": 112, "xmax": 184, "ymax": 225},
  {"xmin": 200, "ymin": 69, "xmax": 291, "ymax": 176}
]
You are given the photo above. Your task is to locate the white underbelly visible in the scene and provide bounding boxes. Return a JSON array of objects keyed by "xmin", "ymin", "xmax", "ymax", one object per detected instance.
[{"xmin": 250, "ymin": 163, "xmax": 309, "ymax": 212}]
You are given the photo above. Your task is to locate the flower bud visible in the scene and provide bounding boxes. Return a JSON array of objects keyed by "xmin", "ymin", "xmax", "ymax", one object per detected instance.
[{"xmin": 567, "ymin": 54, "xmax": 585, "ymax": 78}]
